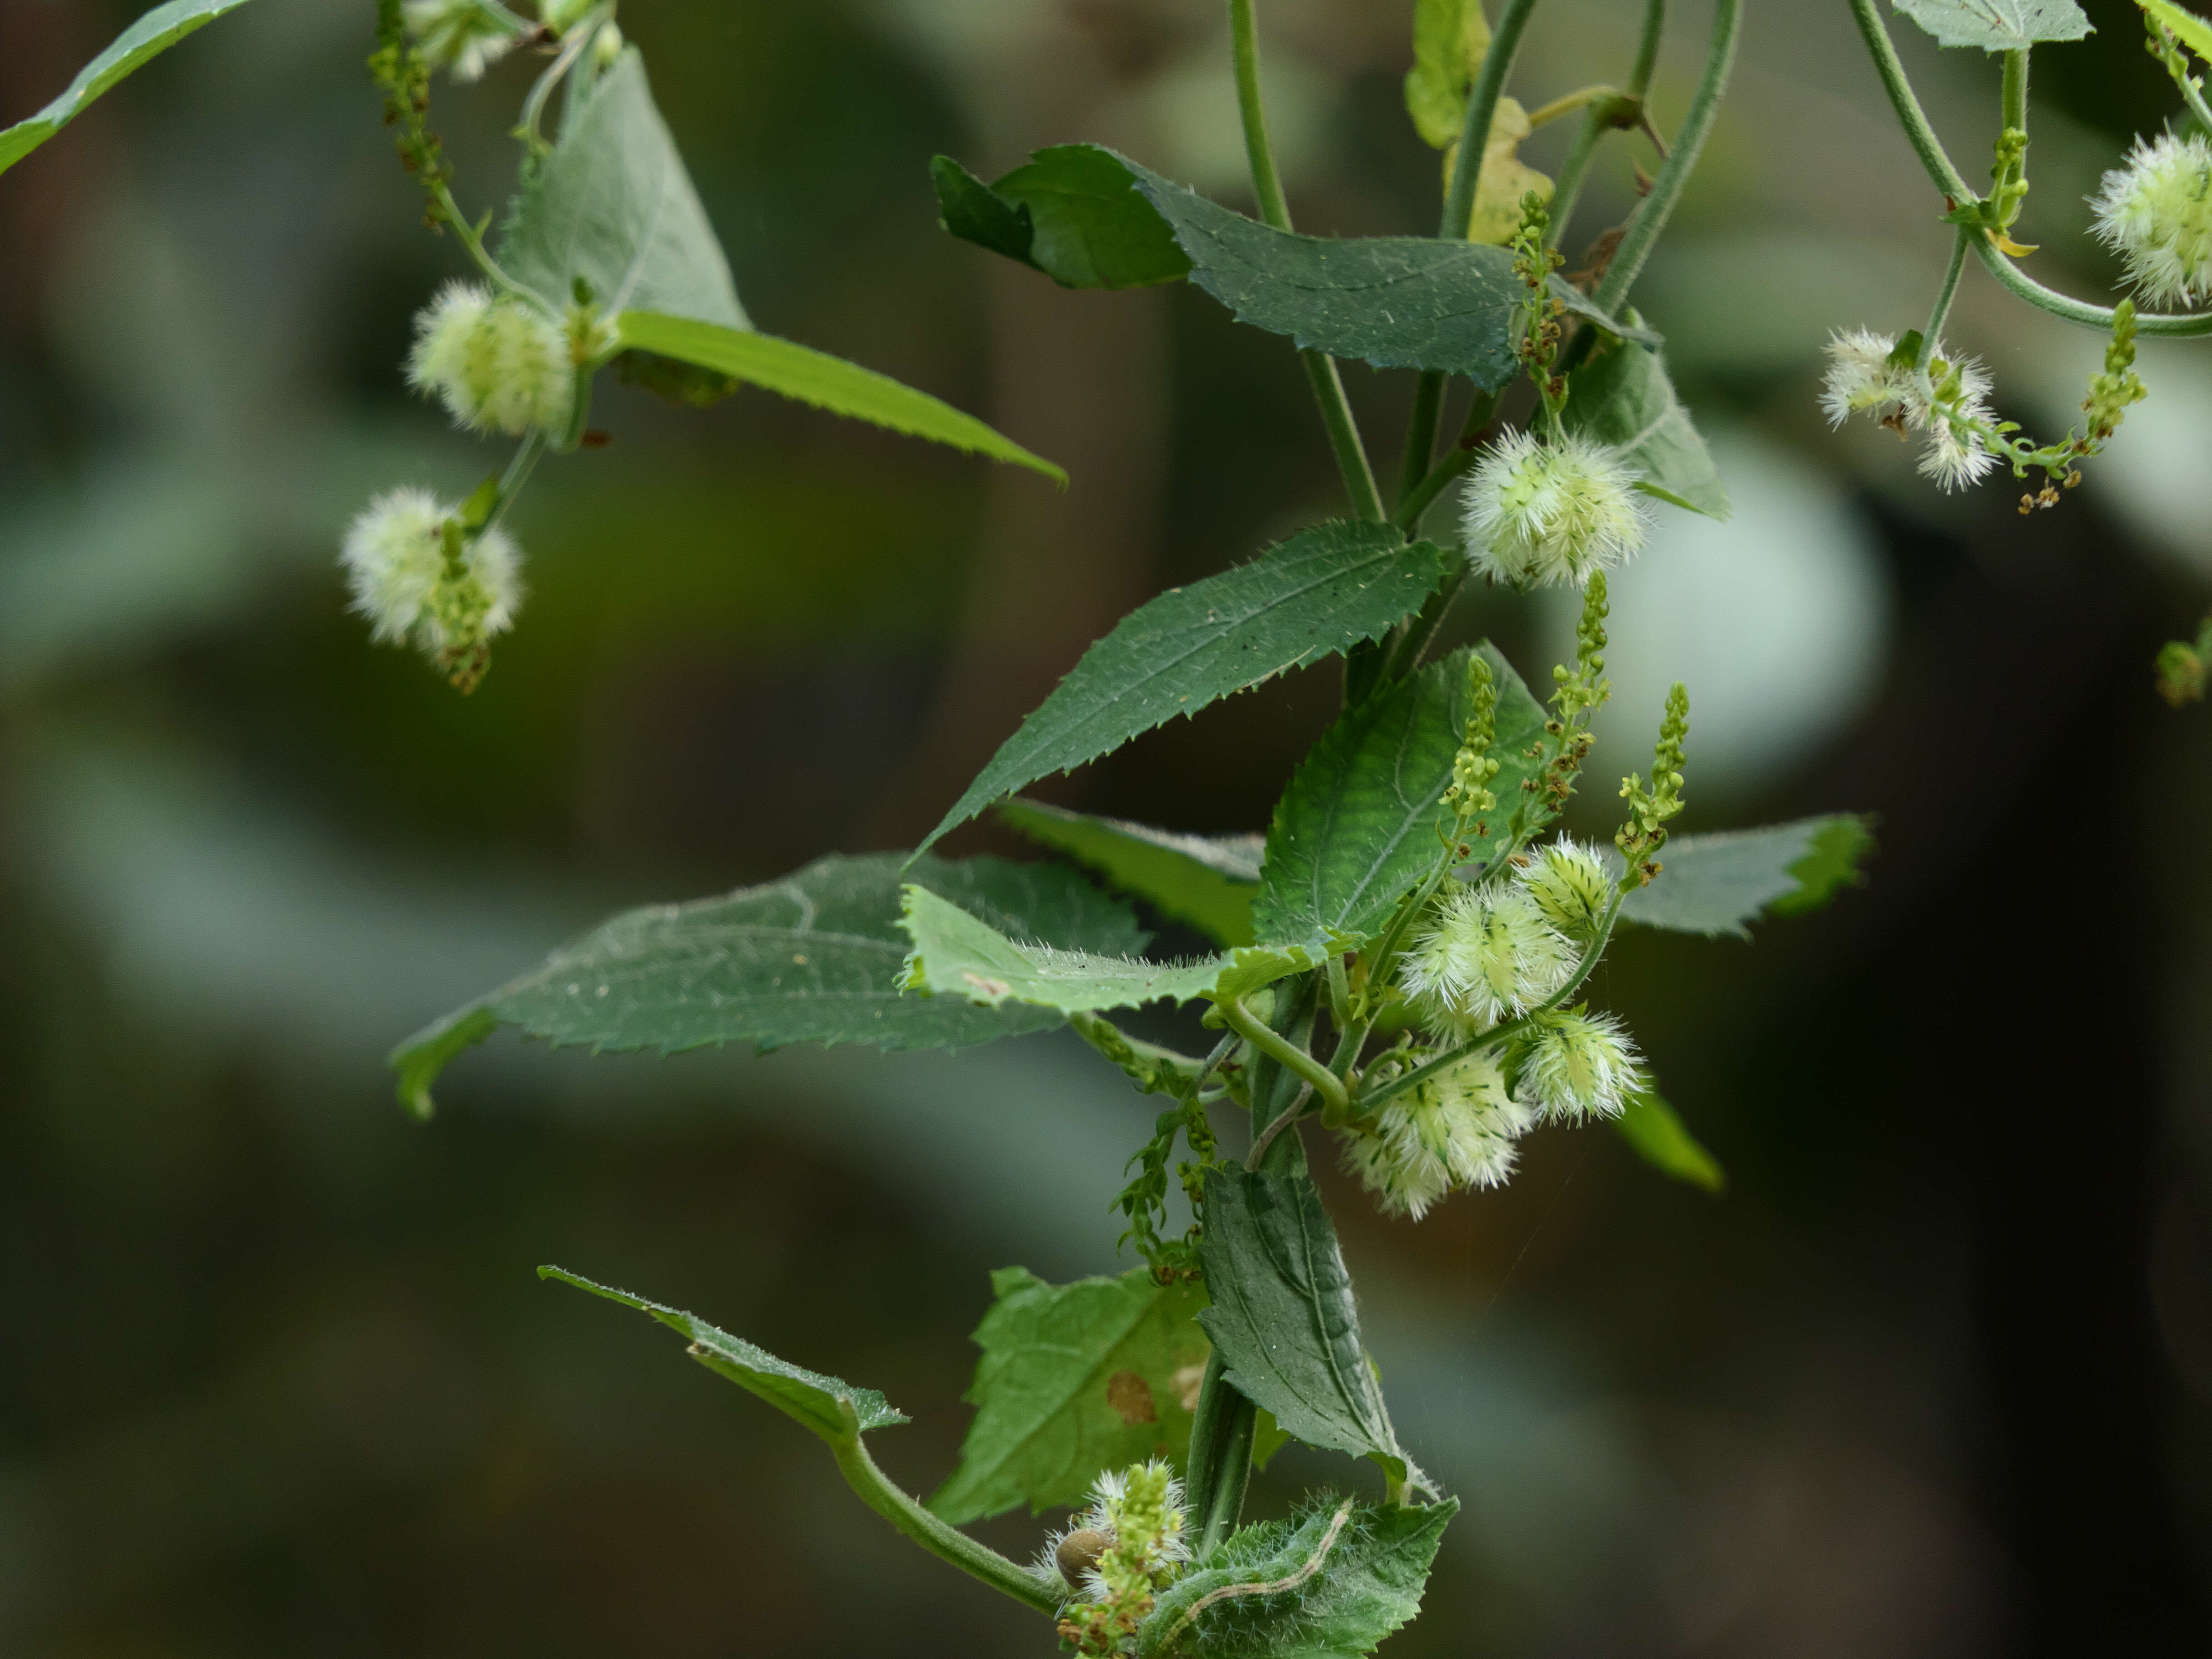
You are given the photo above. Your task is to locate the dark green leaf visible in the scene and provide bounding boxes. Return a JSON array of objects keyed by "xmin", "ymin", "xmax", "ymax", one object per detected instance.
[
  {"xmin": 933, "ymin": 147, "xmax": 1192, "ymax": 290},
  {"xmin": 1562, "ymin": 330, "xmax": 1729, "ymax": 520},
  {"xmin": 1251, "ymin": 1406, "xmax": 1292, "ymax": 1472},
  {"xmin": 498, "ymin": 50, "xmax": 746, "ymax": 327},
  {"xmin": 615, "ymin": 312, "xmax": 1066, "ymax": 482},
  {"xmin": 1137, "ymin": 1497, "xmax": 1456, "ymax": 1659},
  {"xmin": 0, "ymin": 0, "xmax": 259, "ymax": 177},
  {"xmin": 1614, "ymin": 1091, "xmax": 1725, "ymax": 1193},
  {"xmin": 1197, "ymin": 1169, "xmax": 1424, "ymax": 1491},
  {"xmin": 541, "ymin": 1266, "xmax": 907, "ymax": 1442},
  {"xmin": 1890, "ymin": 0, "xmax": 2090, "ymax": 50},
  {"xmin": 387, "ymin": 853, "xmax": 1145, "ymax": 1115},
  {"xmin": 1252, "ymin": 644, "xmax": 1547, "ymax": 950},
  {"xmin": 997, "ymin": 799, "xmax": 1262, "ymax": 947},
  {"xmin": 919, "ymin": 522, "xmax": 1443, "ymax": 856},
  {"xmin": 930, "ymin": 1266, "xmax": 1210, "ymax": 1524},
  {"xmin": 1616, "ymin": 815, "xmax": 1875, "ymax": 939}
]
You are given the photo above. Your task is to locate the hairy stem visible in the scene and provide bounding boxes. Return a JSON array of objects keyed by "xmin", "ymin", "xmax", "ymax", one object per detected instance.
[
  {"xmin": 1217, "ymin": 996, "xmax": 1349, "ymax": 1121},
  {"xmin": 1227, "ymin": 0, "xmax": 1384, "ymax": 523},
  {"xmin": 830, "ymin": 1434, "xmax": 1060, "ymax": 1614},
  {"xmin": 1591, "ymin": 0, "xmax": 1741, "ymax": 317},
  {"xmin": 1918, "ymin": 228, "xmax": 1971, "ymax": 369},
  {"xmin": 483, "ymin": 431, "xmax": 545, "ymax": 535},
  {"xmin": 1548, "ymin": 0, "xmax": 1666, "ymax": 251},
  {"xmin": 2000, "ymin": 46, "xmax": 2027, "ymax": 187},
  {"xmin": 1197, "ymin": 1391, "xmax": 1259, "ymax": 1555}
]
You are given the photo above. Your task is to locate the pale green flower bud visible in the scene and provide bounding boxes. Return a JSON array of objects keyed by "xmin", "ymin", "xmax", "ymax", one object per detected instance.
[
  {"xmin": 401, "ymin": 0, "xmax": 518, "ymax": 82},
  {"xmin": 1400, "ymin": 884, "xmax": 1576, "ymax": 1035},
  {"xmin": 339, "ymin": 487, "xmax": 524, "ymax": 683},
  {"xmin": 2091, "ymin": 132, "xmax": 2212, "ymax": 308},
  {"xmin": 1340, "ymin": 1051, "xmax": 1530, "ymax": 1220},
  {"xmin": 1518, "ymin": 838, "xmax": 1614, "ymax": 936},
  {"xmin": 1461, "ymin": 430, "xmax": 1647, "ymax": 588},
  {"xmin": 406, "ymin": 281, "xmax": 574, "ymax": 437},
  {"xmin": 1517, "ymin": 1010, "xmax": 1641, "ymax": 1121}
]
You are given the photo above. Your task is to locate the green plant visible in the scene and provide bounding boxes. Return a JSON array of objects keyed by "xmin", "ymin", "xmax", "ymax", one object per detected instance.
[{"xmin": 9, "ymin": 0, "xmax": 2208, "ymax": 1649}]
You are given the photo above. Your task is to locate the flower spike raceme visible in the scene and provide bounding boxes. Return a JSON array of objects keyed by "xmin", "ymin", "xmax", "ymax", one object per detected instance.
[{"xmin": 1050, "ymin": 1460, "xmax": 1191, "ymax": 1656}]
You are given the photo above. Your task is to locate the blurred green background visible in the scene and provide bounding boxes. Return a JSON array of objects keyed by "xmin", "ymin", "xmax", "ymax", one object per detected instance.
[{"xmin": 3, "ymin": 0, "xmax": 2210, "ymax": 1651}]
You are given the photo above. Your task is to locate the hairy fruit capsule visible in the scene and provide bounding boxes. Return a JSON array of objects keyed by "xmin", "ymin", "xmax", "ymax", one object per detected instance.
[
  {"xmin": 1519, "ymin": 838, "xmax": 1614, "ymax": 936},
  {"xmin": 2091, "ymin": 132, "xmax": 2212, "ymax": 309},
  {"xmin": 407, "ymin": 281, "xmax": 575, "ymax": 437},
  {"xmin": 339, "ymin": 486, "xmax": 524, "ymax": 683},
  {"xmin": 1340, "ymin": 1051, "xmax": 1531, "ymax": 1220},
  {"xmin": 1461, "ymin": 429, "xmax": 1648, "ymax": 588},
  {"xmin": 1400, "ymin": 884, "xmax": 1576, "ymax": 1035},
  {"xmin": 1517, "ymin": 1010, "xmax": 1642, "ymax": 1121}
]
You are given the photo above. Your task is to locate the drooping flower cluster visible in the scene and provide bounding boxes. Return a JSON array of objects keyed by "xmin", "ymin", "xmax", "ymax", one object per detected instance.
[
  {"xmin": 1046, "ymin": 1461, "xmax": 1190, "ymax": 1656},
  {"xmin": 2091, "ymin": 131, "xmax": 2212, "ymax": 309},
  {"xmin": 1461, "ymin": 430, "xmax": 1648, "ymax": 588},
  {"xmin": 340, "ymin": 487, "xmax": 524, "ymax": 689},
  {"xmin": 1341, "ymin": 1051, "xmax": 1532, "ymax": 1219},
  {"xmin": 1820, "ymin": 329, "xmax": 1998, "ymax": 491},
  {"xmin": 407, "ymin": 281, "xmax": 575, "ymax": 437}
]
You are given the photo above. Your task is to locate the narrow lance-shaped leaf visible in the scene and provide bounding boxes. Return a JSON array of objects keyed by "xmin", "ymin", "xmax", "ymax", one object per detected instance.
[
  {"xmin": 617, "ymin": 312, "xmax": 1066, "ymax": 483},
  {"xmin": 1197, "ymin": 1168, "xmax": 1428, "ymax": 1493},
  {"xmin": 997, "ymin": 799, "xmax": 1262, "ymax": 947},
  {"xmin": 1890, "ymin": 0, "xmax": 2091, "ymax": 51},
  {"xmin": 1614, "ymin": 1090, "xmax": 1725, "ymax": 1193},
  {"xmin": 932, "ymin": 146, "xmax": 1192, "ymax": 290},
  {"xmin": 0, "ymin": 0, "xmax": 260, "ymax": 178},
  {"xmin": 918, "ymin": 522, "xmax": 1444, "ymax": 856},
  {"xmin": 542, "ymin": 1267, "xmax": 907, "ymax": 1442},
  {"xmin": 930, "ymin": 1266, "xmax": 1210, "ymax": 1524},
  {"xmin": 388, "ymin": 852, "xmax": 1146, "ymax": 1117},
  {"xmin": 498, "ymin": 49, "xmax": 745, "ymax": 327},
  {"xmin": 1136, "ymin": 1498, "xmax": 1458, "ymax": 1659},
  {"xmin": 1561, "ymin": 328, "xmax": 1729, "ymax": 520},
  {"xmin": 1614, "ymin": 815, "xmax": 1875, "ymax": 939},
  {"xmin": 1252, "ymin": 643, "xmax": 1547, "ymax": 950}
]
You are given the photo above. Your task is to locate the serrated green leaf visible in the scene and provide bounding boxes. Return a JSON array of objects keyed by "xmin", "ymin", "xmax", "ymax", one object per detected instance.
[
  {"xmin": 542, "ymin": 1266, "xmax": 906, "ymax": 1441},
  {"xmin": 1116, "ymin": 152, "xmax": 1656, "ymax": 386},
  {"xmin": 1405, "ymin": 0, "xmax": 1492, "ymax": 150},
  {"xmin": 1561, "ymin": 330, "xmax": 1729, "ymax": 520},
  {"xmin": 498, "ymin": 50, "xmax": 745, "ymax": 327},
  {"xmin": 1616, "ymin": 815, "xmax": 1875, "ymax": 939},
  {"xmin": 997, "ymin": 800, "xmax": 1262, "ymax": 947},
  {"xmin": 0, "ymin": 0, "xmax": 259, "ymax": 178},
  {"xmin": 1137, "ymin": 1497, "xmax": 1458, "ymax": 1659},
  {"xmin": 918, "ymin": 522, "xmax": 1444, "ymax": 856},
  {"xmin": 387, "ymin": 853, "xmax": 1145, "ymax": 1114},
  {"xmin": 1614, "ymin": 1090, "xmax": 1725, "ymax": 1193},
  {"xmin": 1252, "ymin": 644, "xmax": 1547, "ymax": 950},
  {"xmin": 2144, "ymin": 0, "xmax": 2212, "ymax": 66},
  {"xmin": 934, "ymin": 146, "xmax": 1192, "ymax": 290},
  {"xmin": 1890, "ymin": 0, "xmax": 2090, "ymax": 50},
  {"xmin": 930, "ymin": 1266, "xmax": 1210, "ymax": 1524},
  {"xmin": 615, "ymin": 312, "xmax": 1066, "ymax": 483},
  {"xmin": 1197, "ymin": 1169, "xmax": 1424, "ymax": 1492}
]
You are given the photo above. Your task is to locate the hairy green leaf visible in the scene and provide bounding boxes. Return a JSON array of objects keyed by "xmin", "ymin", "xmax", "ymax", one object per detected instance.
[
  {"xmin": 1562, "ymin": 331, "xmax": 1729, "ymax": 519},
  {"xmin": 2144, "ymin": 0, "xmax": 2212, "ymax": 65},
  {"xmin": 1197, "ymin": 1169, "xmax": 1425, "ymax": 1491},
  {"xmin": 1405, "ymin": 0, "xmax": 1492, "ymax": 149},
  {"xmin": 387, "ymin": 853, "xmax": 1145, "ymax": 1115},
  {"xmin": 997, "ymin": 800, "xmax": 1262, "ymax": 947},
  {"xmin": 1137, "ymin": 1497, "xmax": 1458, "ymax": 1659},
  {"xmin": 1614, "ymin": 1091, "xmax": 1725, "ymax": 1193},
  {"xmin": 930, "ymin": 1267, "xmax": 1209, "ymax": 1524},
  {"xmin": 499, "ymin": 50, "xmax": 745, "ymax": 327},
  {"xmin": 1616, "ymin": 815, "xmax": 1875, "ymax": 939},
  {"xmin": 919, "ymin": 522, "xmax": 1444, "ymax": 856},
  {"xmin": 616, "ymin": 312, "xmax": 1066, "ymax": 482},
  {"xmin": 1252, "ymin": 644, "xmax": 1547, "ymax": 950},
  {"xmin": 932, "ymin": 147, "xmax": 1192, "ymax": 289},
  {"xmin": 542, "ymin": 1266, "xmax": 907, "ymax": 1442},
  {"xmin": 0, "ymin": 0, "xmax": 259, "ymax": 178},
  {"xmin": 1890, "ymin": 0, "xmax": 2090, "ymax": 50},
  {"xmin": 898, "ymin": 886, "xmax": 1316, "ymax": 1014}
]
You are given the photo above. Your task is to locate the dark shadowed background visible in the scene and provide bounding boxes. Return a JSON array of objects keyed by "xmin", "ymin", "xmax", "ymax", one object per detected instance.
[{"xmin": 2, "ymin": 0, "xmax": 2209, "ymax": 1652}]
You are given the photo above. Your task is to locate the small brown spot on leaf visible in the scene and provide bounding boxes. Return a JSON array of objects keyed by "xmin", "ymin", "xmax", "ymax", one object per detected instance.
[{"xmin": 1106, "ymin": 1370, "xmax": 1156, "ymax": 1425}]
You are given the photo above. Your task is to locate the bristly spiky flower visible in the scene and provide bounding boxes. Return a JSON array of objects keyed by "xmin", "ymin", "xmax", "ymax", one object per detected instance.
[
  {"xmin": 1820, "ymin": 329, "xmax": 1998, "ymax": 490},
  {"xmin": 401, "ymin": 0, "xmax": 519, "ymax": 81},
  {"xmin": 1341, "ymin": 1051, "xmax": 1532, "ymax": 1219},
  {"xmin": 339, "ymin": 487, "xmax": 524, "ymax": 687},
  {"xmin": 406, "ymin": 281, "xmax": 575, "ymax": 437},
  {"xmin": 1518, "ymin": 838, "xmax": 1614, "ymax": 937},
  {"xmin": 1462, "ymin": 429, "xmax": 1648, "ymax": 588},
  {"xmin": 2091, "ymin": 131, "xmax": 2212, "ymax": 309},
  {"xmin": 1401, "ymin": 883, "xmax": 1577, "ymax": 1036},
  {"xmin": 1516, "ymin": 1010, "xmax": 1643, "ymax": 1121}
]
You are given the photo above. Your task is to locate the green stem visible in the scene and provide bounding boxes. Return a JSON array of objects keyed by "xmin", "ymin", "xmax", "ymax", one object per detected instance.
[
  {"xmin": 2000, "ymin": 46, "xmax": 2027, "ymax": 179},
  {"xmin": 1395, "ymin": 374, "xmax": 1448, "ymax": 508},
  {"xmin": 1227, "ymin": 0, "xmax": 1384, "ymax": 523},
  {"xmin": 1396, "ymin": 389, "xmax": 1498, "ymax": 532},
  {"xmin": 517, "ymin": 5, "xmax": 606, "ymax": 153},
  {"xmin": 1197, "ymin": 1391, "xmax": 1258, "ymax": 1555},
  {"xmin": 2149, "ymin": 20, "xmax": 2212, "ymax": 136},
  {"xmin": 432, "ymin": 180, "xmax": 553, "ymax": 311},
  {"xmin": 1182, "ymin": 1349, "xmax": 1237, "ymax": 1524},
  {"xmin": 1626, "ymin": 0, "xmax": 1667, "ymax": 96},
  {"xmin": 1216, "ymin": 996, "xmax": 1348, "ymax": 1121},
  {"xmin": 1918, "ymin": 228, "xmax": 1971, "ymax": 369},
  {"xmin": 1543, "ymin": 109, "xmax": 1614, "ymax": 254},
  {"xmin": 1848, "ymin": 0, "xmax": 2212, "ymax": 337},
  {"xmin": 830, "ymin": 1434, "xmax": 1060, "ymax": 1615},
  {"xmin": 483, "ymin": 431, "xmax": 545, "ymax": 536},
  {"xmin": 1591, "ymin": 0, "xmax": 1741, "ymax": 317},
  {"xmin": 1523, "ymin": 83, "xmax": 1625, "ymax": 130}
]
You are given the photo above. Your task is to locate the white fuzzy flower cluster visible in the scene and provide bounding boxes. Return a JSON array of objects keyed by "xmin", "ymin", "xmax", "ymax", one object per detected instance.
[
  {"xmin": 1517, "ymin": 1009, "xmax": 1642, "ymax": 1121},
  {"xmin": 407, "ymin": 282, "xmax": 575, "ymax": 437},
  {"xmin": 1461, "ymin": 430, "xmax": 1648, "ymax": 588},
  {"xmin": 402, "ymin": 0, "xmax": 519, "ymax": 82},
  {"xmin": 1820, "ymin": 329, "xmax": 1998, "ymax": 491},
  {"xmin": 2091, "ymin": 132, "xmax": 2212, "ymax": 309},
  {"xmin": 1401, "ymin": 884, "xmax": 1571, "ymax": 1037},
  {"xmin": 1341, "ymin": 1051, "xmax": 1532, "ymax": 1219},
  {"xmin": 340, "ymin": 487, "xmax": 524, "ymax": 666}
]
